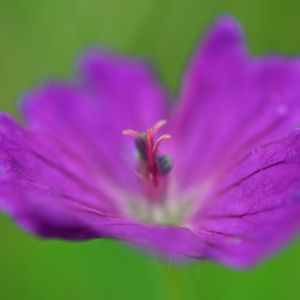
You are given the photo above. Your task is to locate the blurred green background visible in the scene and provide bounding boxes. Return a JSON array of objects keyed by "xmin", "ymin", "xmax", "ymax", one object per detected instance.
[{"xmin": 1, "ymin": 0, "xmax": 300, "ymax": 299}]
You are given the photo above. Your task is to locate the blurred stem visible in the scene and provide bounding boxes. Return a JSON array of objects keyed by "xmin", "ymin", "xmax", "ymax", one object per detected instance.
[{"xmin": 160, "ymin": 261, "xmax": 185, "ymax": 300}]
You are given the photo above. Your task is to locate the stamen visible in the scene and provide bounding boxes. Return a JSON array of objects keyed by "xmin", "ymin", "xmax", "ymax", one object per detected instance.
[
  {"xmin": 122, "ymin": 129, "xmax": 139, "ymax": 138},
  {"xmin": 146, "ymin": 128, "xmax": 156, "ymax": 178},
  {"xmin": 134, "ymin": 134, "xmax": 147, "ymax": 160},
  {"xmin": 152, "ymin": 119, "xmax": 167, "ymax": 135},
  {"xmin": 157, "ymin": 155, "xmax": 173, "ymax": 176},
  {"xmin": 122, "ymin": 120, "xmax": 173, "ymax": 201},
  {"xmin": 153, "ymin": 134, "xmax": 171, "ymax": 155}
]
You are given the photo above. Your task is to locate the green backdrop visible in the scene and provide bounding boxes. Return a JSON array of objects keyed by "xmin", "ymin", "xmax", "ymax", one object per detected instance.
[{"xmin": 1, "ymin": 0, "xmax": 300, "ymax": 299}]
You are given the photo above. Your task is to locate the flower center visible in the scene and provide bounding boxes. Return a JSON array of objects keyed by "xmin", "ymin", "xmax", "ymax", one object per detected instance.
[
  {"xmin": 122, "ymin": 121, "xmax": 197, "ymax": 226},
  {"xmin": 123, "ymin": 120, "xmax": 173, "ymax": 203}
]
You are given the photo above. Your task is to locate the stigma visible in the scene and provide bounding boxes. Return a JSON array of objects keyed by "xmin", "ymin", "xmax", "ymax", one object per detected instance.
[{"xmin": 123, "ymin": 120, "xmax": 173, "ymax": 201}]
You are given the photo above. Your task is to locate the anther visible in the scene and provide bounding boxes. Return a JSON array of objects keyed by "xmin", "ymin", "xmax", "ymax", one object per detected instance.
[
  {"xmin": 134, "ymin": 133, "xmax": 147, "ymax": 160},
  {"xmin": 157, "ymin": 155, "xmax": 173, "ymax": 176}
]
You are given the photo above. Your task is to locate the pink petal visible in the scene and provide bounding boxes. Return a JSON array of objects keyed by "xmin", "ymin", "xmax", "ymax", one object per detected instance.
[
  {"xmin": 172, "ymin": 16, "xmax": 300, "ymax": 190},
  {"xmin": 192, "ymin": 129, "xmax": 300, "ymax": 268},
  {"xmin": 0, "ymin": 113, "xmax": 121, "ymax": 239}
]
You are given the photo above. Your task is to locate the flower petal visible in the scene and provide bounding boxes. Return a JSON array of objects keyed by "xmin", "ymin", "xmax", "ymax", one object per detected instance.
[
  {"xmin": 79, "ymin": 49, "xmax": 168, "ymax": 131},
  {"xmin": 0, "ymin": 115, "xmax": 209, "ymax": 257},
  {"xmin": 22, "ymin": 82, "xmax": 140, "ymax": 191},
  {"xmin": 172, "ymin": 16, "xmax": 300, "ymax": 189},
  {"xmin": 74, "ymin": 207, "xmax": 208, "ymax": 260},
  {"xmin": 0, "ymin": 113, "xmax": 121, "ymax": 239},
  {"xmin": 192, "ymin": 130, "xmax": 300, "ymax": 268}
]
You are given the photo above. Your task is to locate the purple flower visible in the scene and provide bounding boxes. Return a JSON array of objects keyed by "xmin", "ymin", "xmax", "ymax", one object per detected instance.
[{"xmin": 1, "ymin": 16, "xmax": 300, "ymax": 268}]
